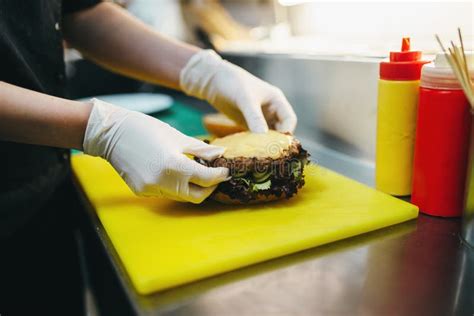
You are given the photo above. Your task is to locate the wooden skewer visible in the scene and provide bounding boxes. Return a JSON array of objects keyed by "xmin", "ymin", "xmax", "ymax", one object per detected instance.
[
  {"xmin": 455, "ymin": 30, "xmax": 474, "ymax": 106},
  {"xmin": 437, "ymin": 37, "xmax": 468, "ymax": 95},
  {"xmin": 450, "ymin": 45, "xmax": 472, "ymax": 101},
  {"xmin": 435, "ymin": 31, "xmax": 474, "ymax": 109},
  {"xmin": 451, "ymin": 41, "xmax": 471, "ymax": 90},
  {"xmin": 458, "ymin": 28, "xmax": 472, "ymax": 88},
  {"xmin": 435, "ymin": 34, "xmax": 447, "ymax": 54},
  {"xmin": 435, "ymin": 35, "xmax": 460, "ymax": 81},
  {"xmin": 448, "ymin": 47, "xmax": 472, "ymax": 103},
  {"xmin": 435, "ymin": 35, "xmax": 458, "ymax": 78}
]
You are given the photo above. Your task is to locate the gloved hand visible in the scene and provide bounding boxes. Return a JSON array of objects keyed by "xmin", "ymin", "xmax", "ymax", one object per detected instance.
[
  {"xmin": 83, "ymin": 99, "xmax": 229, "ymax": 203},
  {"xmin": 180, "ymin": 50, "xmax": 297, "ymax": 134}
]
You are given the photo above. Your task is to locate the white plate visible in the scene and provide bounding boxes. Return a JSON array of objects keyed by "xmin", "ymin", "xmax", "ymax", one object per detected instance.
[{"xmin": 77, "ymin": 93, "xmax": 173, "ymax": 114}]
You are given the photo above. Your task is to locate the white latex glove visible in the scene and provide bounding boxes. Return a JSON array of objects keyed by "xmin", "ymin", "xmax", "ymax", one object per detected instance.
[
  {"xmin": 180, "ymin": 50, "xmax": 297, "ymax": 134},
  {"xmin": 83, "ymin": 99, "xmax": 229, "ymax": 204}
]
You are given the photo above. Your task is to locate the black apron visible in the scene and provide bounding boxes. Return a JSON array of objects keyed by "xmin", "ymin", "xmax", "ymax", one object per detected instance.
[{"xmin": 0, "ymin": 0, "xmax": 99, "ymax": 237}]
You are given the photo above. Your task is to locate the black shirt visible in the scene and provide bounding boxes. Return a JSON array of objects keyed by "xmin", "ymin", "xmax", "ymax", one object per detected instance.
[{"xmin": 0, "ymin": 0, "xmax": 100, "ymax": 236}]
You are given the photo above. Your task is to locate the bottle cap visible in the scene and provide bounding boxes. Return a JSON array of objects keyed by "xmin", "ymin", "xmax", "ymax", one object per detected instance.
[
  {"xmin": 380, "ymin": 38, "xmax": 429, "ymax": 81},
  {"xmin": 420, "ymin": 52, "xmax": 474, "ymax": 90}
]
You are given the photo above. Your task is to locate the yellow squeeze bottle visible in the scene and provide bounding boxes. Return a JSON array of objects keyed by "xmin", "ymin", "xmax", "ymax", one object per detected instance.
[{"xmin": 375, "ymin": 38, "xmax": 428, "ymax": 196}]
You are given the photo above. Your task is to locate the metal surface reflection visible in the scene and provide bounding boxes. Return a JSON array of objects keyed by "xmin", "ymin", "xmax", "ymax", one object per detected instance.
[
  {"xmin": 109, "ymin": 214, "xmax": 472, "ymax": 316},
  {"xmin": 75, "ymin": 55, "xmax": 474, "ymax": 315},
  {"xmin": 462, "ymin": 110, "xmax": 474, "ymax": 248}
]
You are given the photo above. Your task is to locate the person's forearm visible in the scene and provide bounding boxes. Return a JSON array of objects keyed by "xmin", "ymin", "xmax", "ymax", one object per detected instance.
[
  {"xmin": 62, "ymin": 2, "xmax": 199, "ymax": 90},
  {"xmin": 0, "ymin": 81, "xmax": 92, "ymax": 149}
]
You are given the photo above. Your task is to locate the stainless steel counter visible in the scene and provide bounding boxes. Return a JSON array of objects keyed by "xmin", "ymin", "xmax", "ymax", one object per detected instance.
[
  {"xmin": 77, "ymin": 135, "xmax": 474, "ymax": 316},
  {"xmin": 74, "ymin": 55, "xmax": 473, "ymax": 316}
]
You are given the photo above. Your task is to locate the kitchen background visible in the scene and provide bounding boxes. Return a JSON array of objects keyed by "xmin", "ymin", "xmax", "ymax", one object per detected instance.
[
  {"xmin": 67, "ymin": 0, "xmax": 473, "ymax": 185},
  {"xmin": 63, "ymin": 1, "xmax": 473, "ymax": 315}
]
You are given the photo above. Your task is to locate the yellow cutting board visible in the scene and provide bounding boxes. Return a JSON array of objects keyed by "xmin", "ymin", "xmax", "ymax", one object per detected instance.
[{"xmin": 72, "ymin": 155, "xmax": 418, "ymax": 295}]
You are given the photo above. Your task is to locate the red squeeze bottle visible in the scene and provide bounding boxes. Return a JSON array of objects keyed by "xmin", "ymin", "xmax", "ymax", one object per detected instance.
[{"xmin": 411, "ymin": 53, "xmax": 473, "ymax": 217}]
